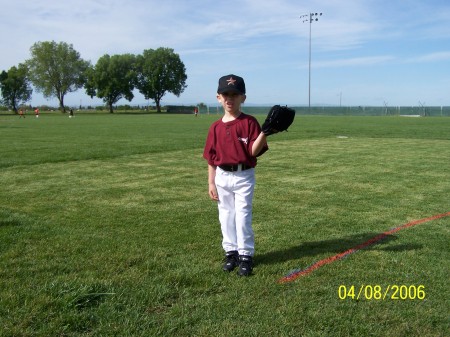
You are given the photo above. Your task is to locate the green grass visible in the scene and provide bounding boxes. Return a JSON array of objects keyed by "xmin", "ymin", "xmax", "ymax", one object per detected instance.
[{"xmin": 0, "ymin": 113, "xmax": 449, "ymax": 336}]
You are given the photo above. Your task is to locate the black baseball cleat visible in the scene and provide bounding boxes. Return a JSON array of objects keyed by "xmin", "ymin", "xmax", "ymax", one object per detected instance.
[
  {"xmin": 238, "ymin": 255, "xmax": 253, "ymax": 276},
  {"xmin": 222, "ymin": 251, "xmax": 239, "ymax": 272}
]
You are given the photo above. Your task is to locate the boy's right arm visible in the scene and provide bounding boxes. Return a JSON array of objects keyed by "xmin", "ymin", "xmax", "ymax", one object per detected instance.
[{"xmin": 208, "ymin": 164, "xmax": 219, "ymax": 201}]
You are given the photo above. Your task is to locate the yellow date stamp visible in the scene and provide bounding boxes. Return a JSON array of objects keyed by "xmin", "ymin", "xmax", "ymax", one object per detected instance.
[{"xmin": 338, "ymin": 285, "xmax": 426, "ymax": 300}]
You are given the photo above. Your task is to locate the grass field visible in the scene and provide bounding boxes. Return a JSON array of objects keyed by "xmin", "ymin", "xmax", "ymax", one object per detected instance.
[{"xmin": 0, "ymin": 113, "xmax": 449, "ymax": 336}]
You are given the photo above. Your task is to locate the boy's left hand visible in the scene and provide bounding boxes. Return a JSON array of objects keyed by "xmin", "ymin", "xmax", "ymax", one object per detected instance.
[{"xmin": 262, "ymin": 105, "xmax": 296, "ymax": 136}]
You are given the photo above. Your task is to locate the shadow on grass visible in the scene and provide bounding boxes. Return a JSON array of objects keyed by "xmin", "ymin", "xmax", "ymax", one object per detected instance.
[
  {"xmin": 0, "ymin": 218, "xmax": 24, "ymax": 227},
  {"xmin": 0, "ymin": 209, "xmax": 27, "ymax": 227},
  {"xmin": 257, "ymin": 232, "xmax": 422, "ymax": 265}
]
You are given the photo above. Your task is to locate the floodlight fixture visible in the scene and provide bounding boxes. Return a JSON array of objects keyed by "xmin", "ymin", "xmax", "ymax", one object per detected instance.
[{"xmin": 301, "ymin": 12, "xmax": 323, "ymax": 112}]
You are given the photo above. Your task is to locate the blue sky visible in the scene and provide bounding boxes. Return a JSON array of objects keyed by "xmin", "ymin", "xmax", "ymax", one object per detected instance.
[{"xmin": 1, "ymin": 0, "xmax": 449, "ymax": 107}]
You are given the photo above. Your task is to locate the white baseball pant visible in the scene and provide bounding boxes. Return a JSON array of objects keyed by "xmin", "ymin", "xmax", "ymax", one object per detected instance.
[{"xmin": 215, "ymin": 167, "xmax": 255, "ymax": 256}]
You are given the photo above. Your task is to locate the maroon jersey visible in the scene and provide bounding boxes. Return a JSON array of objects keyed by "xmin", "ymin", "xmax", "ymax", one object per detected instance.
[{"xmin": 203, "ymin": 113, "xmax": 268, "ymax": 167}]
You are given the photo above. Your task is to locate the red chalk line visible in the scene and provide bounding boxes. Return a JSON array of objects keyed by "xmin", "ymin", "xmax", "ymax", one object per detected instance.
[{"xmin": 278, "ymin": 211, "xmax": 450, "ymax": 284}]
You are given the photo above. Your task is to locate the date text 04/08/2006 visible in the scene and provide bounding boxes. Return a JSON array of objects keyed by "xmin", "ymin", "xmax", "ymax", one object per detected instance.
[{"xmin": 338, "ymin": 285, "xmax": 426, "ymax": 301}]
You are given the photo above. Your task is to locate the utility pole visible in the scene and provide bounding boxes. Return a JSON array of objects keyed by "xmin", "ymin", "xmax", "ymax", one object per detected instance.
[{"xmin": 301, "ymin": 12, "xmax": 322, "ymax": 113}]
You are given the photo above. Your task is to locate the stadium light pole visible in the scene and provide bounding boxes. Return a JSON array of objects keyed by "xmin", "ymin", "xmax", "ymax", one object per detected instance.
[{"xmin": 301, "ymin": 12, "xmax": 322, "ymax": 112}]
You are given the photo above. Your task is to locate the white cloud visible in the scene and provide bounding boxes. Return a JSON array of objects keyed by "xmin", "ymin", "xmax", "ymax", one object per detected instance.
[
  {"xmin": 312, "ymin": 56, "xmax": 395, "ymax": 68},
  {"xmin": 406, "ymin": 51, "xmax": 450, "ymax": 63}
]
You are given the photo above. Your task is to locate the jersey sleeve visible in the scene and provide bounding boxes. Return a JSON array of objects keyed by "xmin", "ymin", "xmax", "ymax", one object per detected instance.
[{"xmin": 203, "ymin": 124, "xmax": 217, "ymax": 165}]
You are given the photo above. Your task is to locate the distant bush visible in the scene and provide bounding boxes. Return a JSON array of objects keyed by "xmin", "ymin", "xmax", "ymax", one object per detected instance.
[{"xmin": 165, "ymin": 105, "xmax": 196, "ymax": 114}]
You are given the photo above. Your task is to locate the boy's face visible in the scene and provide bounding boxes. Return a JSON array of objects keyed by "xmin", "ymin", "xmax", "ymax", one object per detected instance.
[{"xmin": 217, "ymin": 92, "xmax": 246, "ymax": 114}]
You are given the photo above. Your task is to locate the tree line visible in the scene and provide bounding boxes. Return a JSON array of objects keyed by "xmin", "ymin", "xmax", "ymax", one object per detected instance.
[{"xmin": 0, "ymin": 41, "xmax": 187, "ymax": 113}]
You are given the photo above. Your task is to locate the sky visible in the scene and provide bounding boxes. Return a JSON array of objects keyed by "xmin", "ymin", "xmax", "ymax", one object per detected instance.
[{"xmin": 1, "ymin": 0, "xmax": 450, "ymax": 107}]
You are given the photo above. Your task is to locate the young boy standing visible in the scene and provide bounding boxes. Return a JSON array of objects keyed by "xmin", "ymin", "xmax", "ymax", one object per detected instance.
[{"xmin": 203, "ymin": 74, "xmax": 268, "ymax": 276}]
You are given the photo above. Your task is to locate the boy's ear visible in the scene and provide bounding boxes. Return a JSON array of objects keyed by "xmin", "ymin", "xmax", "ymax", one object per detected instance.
[{"xmin": 241, "ymin": 95, "xmax": 247, "ymax": 103}]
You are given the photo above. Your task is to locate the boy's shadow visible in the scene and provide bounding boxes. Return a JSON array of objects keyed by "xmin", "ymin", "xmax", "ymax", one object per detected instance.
[{"xmin": 257, "ymin": 232, "xmax": 422, "ymax": 265}]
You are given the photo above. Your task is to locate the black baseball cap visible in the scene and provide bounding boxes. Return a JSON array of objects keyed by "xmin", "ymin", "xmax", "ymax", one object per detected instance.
[{"xmin": 217, "ymin": 74, "xmax": 246, "ymax": 95}]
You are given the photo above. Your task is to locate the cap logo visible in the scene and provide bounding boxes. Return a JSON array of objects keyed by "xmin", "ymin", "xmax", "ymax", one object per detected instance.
[{"xmin": 226, "ymin": 77, "xmax": 236, "ymax": 86}]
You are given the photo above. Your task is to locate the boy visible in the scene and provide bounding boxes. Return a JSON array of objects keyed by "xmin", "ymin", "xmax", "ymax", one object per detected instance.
[{"xmin": 203, "ymin": 74, "xmax": 268, "ymax": 276}]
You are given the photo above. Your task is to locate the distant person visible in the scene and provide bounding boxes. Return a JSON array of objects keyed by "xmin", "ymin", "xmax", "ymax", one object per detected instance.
[
  {"xmin": 19, "ymin": 109, "xmax": 25, "ymax": 118},
  {"xmin": 194, "ymin": 106, "xmax": 198, "ymax": 117},
  {"xmin": 69, "ymin": 109, "xmax": 74, "ymax": 118},
  {"xmin": 34, "ymin": 108, "xmax": 40, "ymax": 118}
]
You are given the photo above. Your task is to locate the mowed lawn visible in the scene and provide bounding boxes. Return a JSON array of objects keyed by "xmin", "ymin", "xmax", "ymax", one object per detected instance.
[{"xmin": 0, "ymin": 113, "xmax": 449, "ymax": 336}]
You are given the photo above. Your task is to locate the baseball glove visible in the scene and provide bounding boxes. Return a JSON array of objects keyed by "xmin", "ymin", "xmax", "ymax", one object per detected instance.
[{"xmin": 261, "ymin": 105, "xmax": 296, "ymax": 136}]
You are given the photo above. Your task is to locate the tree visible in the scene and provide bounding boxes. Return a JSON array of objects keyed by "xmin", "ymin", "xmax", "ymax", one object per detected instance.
[
  {"xmin": 26, "ymin": 41, "xmax": 90, "ymax": 112},
  {"xmin": 85, "ymin": 54, "xmax": 136, "ymax": 113},
  {"xmin": 136, "ymin": 48, "xmax": 187, "ymax": 113},
  {"xmin": 0, "ymin": 64, "xmax": 32, "ymax": 113}
]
